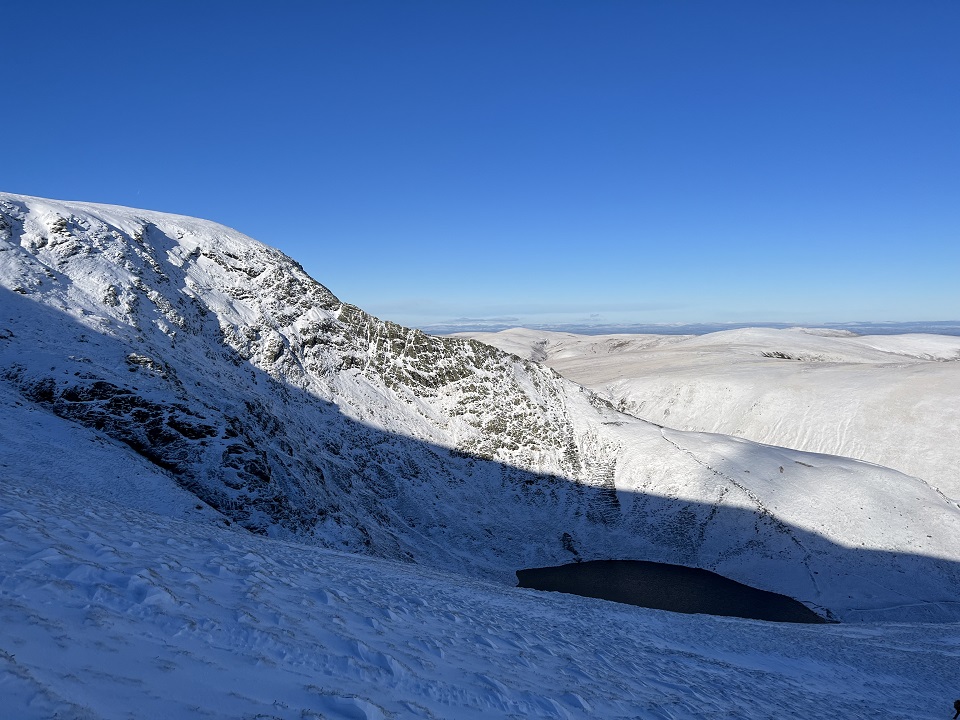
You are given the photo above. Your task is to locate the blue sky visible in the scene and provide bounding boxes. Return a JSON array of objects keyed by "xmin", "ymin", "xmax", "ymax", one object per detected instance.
[{"xmin": 3, "ymin": 1, "xmax": 958, "ymax": 328}]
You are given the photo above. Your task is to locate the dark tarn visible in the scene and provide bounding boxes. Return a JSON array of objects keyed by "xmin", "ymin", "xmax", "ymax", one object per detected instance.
[{"xmin": 517, "ymin": 559, "xmax": 828, "ymax": 623}]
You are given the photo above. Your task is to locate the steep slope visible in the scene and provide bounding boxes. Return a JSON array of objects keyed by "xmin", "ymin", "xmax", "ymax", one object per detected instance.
[
  {"xmin": 459, "ymin": 327, "xmax": 960, "ymax": 499},
  {"xmin": 2, "ymin": 193, "xmax": 959, "ymax": 621}
]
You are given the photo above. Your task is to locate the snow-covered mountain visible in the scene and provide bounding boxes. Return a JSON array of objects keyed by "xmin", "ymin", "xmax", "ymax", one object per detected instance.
[
  {"xmin": 457, "ymin": 327, "xmax": 960, "ymax": 500},
  {"xmin": 2, "ymin": 193, "xmax": 960, "ymax": 623}
]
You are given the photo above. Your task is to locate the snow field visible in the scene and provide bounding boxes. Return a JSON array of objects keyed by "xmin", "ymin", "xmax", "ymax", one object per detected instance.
[{"xmin": 2, "ymin": 465, "xmax": 959, "ymax": 720}]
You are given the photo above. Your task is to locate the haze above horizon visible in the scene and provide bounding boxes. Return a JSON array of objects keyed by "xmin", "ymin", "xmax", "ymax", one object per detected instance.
[{"xmin": 3, "ymin": 1, "xmax": 957, "ymax": 329}]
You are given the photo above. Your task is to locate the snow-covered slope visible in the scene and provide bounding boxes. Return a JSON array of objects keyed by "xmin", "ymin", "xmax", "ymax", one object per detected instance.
[
  {"xmin": 2, "ymin": 193, "xmax": 960, "ymax": 622},
  {"xmin": 3, "ymin": 438, "xmax": 958, "ymax": 720},
  {"xmin": 459, "ymin": 327, "xmax": 960, "ymax": 500}
]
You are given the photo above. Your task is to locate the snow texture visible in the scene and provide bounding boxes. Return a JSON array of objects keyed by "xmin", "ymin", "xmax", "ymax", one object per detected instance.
[{"xmin": 2, "ymin": 407, "xmax": 959, "ymax": 719}]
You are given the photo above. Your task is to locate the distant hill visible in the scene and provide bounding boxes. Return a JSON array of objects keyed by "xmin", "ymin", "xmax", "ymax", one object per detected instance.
[{"xmin": 458, "ymin": 327, "xmax": 960, "ymax": 501}]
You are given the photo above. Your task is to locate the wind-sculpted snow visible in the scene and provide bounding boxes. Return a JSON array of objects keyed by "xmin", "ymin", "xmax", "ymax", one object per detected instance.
[{"xmin": 2, "ymin": 193, "xmax": 960, "ymax": 623}]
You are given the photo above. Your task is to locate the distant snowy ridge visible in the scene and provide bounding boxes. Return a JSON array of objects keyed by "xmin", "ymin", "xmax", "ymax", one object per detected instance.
[
  {"xmin": 458, "ymin": 327, "xmax": 960, "ymax": 499},
  {"xmin": 2, "ymin": 192, "xmax": 960, "ymax": 622}
]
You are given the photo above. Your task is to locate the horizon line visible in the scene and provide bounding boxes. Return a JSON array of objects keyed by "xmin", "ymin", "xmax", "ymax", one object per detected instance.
[{"xmin": 416, "ymin": 319, "xmax": 960, "ymax": 337}]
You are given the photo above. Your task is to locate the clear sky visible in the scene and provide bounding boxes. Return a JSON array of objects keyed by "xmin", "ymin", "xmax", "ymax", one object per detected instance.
[{"xmin": 3, "ymin": 1, "xmax": 958, "ymax": 329}]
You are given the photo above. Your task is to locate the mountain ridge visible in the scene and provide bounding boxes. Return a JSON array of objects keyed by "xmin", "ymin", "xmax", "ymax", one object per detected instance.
[
  {"xmin": 3, "ymin": 192, "xmax": 959, "ymax": 622},
  {"xmin": 458, "ymin": 326, "xmax": 960, "ymax": 498}
]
